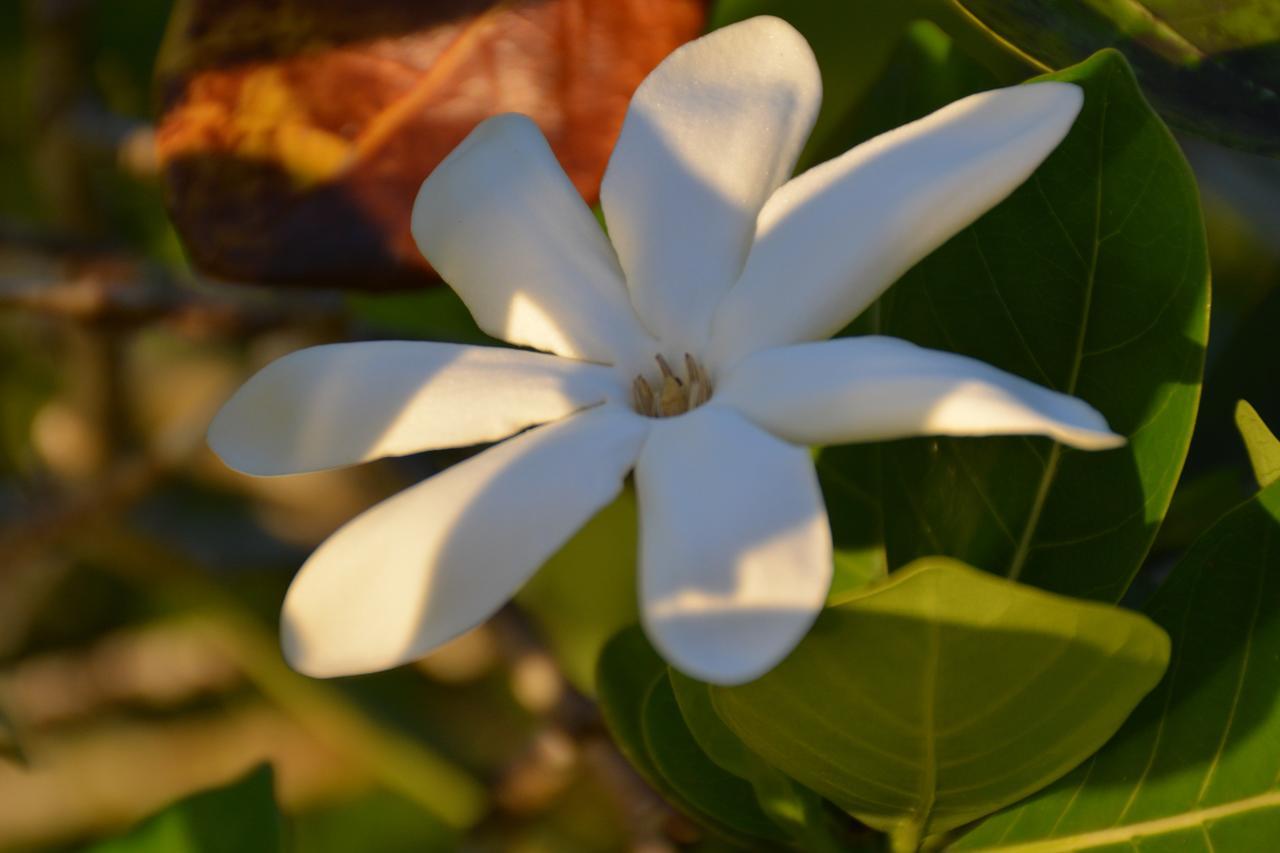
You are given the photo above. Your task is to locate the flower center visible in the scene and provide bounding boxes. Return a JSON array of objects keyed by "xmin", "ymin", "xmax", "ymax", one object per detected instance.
[{"xmin": 632, "ymin": 354, "xmax": 712, "ymax": 418}]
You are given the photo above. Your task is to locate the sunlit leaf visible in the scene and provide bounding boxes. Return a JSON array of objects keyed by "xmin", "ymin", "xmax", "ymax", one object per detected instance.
[
  {"xmin": 1236, "ymin": 400, "xmax": 1280, "ymax": 488},
  {"xmin": 710, "ymin": 559, "xmax": 1169, "ymax": 841},
  {"xmin": 155, "ymin": 0, "xmax": 705, "ymax": 288},
  {"xmin": 955, "ymin": 478, "xmax": 1280, "ymax": 851}
]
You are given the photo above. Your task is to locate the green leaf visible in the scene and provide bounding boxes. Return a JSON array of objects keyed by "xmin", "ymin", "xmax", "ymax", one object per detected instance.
[
  {"xmin": 596, "ymin": 629, "xmax": 788, "ymax": 845},
  {"xmin": 596, "ymin": 628, "xmax": 670, "ymax": 791},
  {"xmin": 953, "ymin": 0, "xmax": 1280, "ymax": 155},
  {"xmin": 815, "ymin": 21, "xmax": 997, "ymax": 608},
  {"xmin": 519, "ymin": 489, "xmax": 639, "ymax": 694},
  {"xmin": 1236, "ymin": 400, "xmax": 1280, "ymax": 488},
  {"xmin": 668, "ymin": 670, "xmax": 822, "ymax": 840},
  {"xmin": 953, "ymin": 478, "xmax": 1280, "ymax": 851},
  {"xmin": 818, "ymin": 443, "xmax": 889, "ymax": 603},
  {"xmin": 668, "ymin": 669, "xmax": 762, "ymax": 781},
  {"xmin": 709, "ymin": 559, "xmax": 1170, "ymax": 840},
  {"xmin": 642, "ymin": 675, "xmax": 791, "ymax": 842},
  {"xmin": 1152, "ymin": 468, "xmax": 1244, "ymax": 552},
  {"xmin": 88, "ymin": 765, "xmax": 282, "ymax": 852},
  {"xmin": 874, "ymin": 49, "xmax": 1209, "ymax": 602}
]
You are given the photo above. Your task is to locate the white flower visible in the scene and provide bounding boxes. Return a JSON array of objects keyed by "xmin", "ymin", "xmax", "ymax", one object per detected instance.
[{"xmin": 208, "ymin": 17, "xmax": 1121, "ymax": 686}]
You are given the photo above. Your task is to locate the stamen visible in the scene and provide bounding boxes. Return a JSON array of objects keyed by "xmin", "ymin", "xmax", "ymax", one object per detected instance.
[
  {"xmin": 659, "ymin": 375, "xmax": 687, "ymax": 416},
  {"xmin": 655, "ymin": 353, "xmax": 681, "ymax": 385},
  {"xmin": 632, "ymin": 376, "xmax": 656, "ymax": 417},
  {"xmin": 683, "ymin": 353, "xmax": 708, "ymax": 408},
  {"xmin": 633, "ymin": 353, "xmax": 713, "ymax": 418}
]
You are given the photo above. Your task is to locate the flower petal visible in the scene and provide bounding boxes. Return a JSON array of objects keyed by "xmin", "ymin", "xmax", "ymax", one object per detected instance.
[
  {"xmin": 709, "ymin": 82, "xmax": 1083, "ymax": 369},
  {"xmin": 412, "ymin": 114, "xmax": 655, "ymax": 367},
  {"xmin": 715, "ymin": 336, "xmax": 1124, "ymax": 450},
  {"xmin": 209, "ymin": 341, "xmax": 626, "ymax": 476},
  {"xmin": 281, "ymin": 405, "xmax": 649, "ymax": 678},
  {"xmin": 601, "ymin": 16, "xmax": 821, "ymax": 355},
  {"xmin": 635, "ymin": 405, "xmax": 831, "ymax": 685}
]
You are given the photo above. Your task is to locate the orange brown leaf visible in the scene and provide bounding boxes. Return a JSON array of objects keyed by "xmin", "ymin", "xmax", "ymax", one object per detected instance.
[{"xmin": 155, "ymin": 0, "xmax": 706, "ymax": 290}]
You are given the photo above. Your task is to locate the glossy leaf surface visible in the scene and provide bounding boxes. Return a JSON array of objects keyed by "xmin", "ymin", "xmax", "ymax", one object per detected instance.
[
  {"xmin": 955, "ymin": 478, "xmax": 1280, "ymax": 851},
  {"xmin": 596, "ymin": 628, "xmax": 788, "ymax": 845},
  {"xmin": 710, "ymin": 560, "xmax": 1169, "ymax": 838},
  {"xmin": 873, "ymin": 49, "xmax": 1208, "ymax": 602}
]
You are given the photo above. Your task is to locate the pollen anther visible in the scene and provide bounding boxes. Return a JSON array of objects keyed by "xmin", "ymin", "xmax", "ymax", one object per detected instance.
[{"xmin": 633, "ymin": 354, "xmax": 712, "ymax": 418}]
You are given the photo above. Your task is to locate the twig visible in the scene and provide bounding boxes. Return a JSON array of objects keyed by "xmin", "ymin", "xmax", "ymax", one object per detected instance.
[{"xmin": 0, "ymin": 266, "xmax": 350, "ymax": 335}]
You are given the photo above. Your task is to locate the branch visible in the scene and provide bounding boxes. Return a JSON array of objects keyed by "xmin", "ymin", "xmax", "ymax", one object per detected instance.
[{"xmin": 0, "ymin": 262, "xmax": 349, "ymax": 335}]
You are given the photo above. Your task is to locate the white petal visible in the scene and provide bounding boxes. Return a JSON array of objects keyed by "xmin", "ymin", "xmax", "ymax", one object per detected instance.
[
  {"xmin": 709, "ymin": 82, "xmax": 1084, "ymax": 369},
  {"xmin": 601, "ymin": 16, "xmax": 821, "ymax": 355},
  {"xmin": 412, "ymin": 114, "xmax": 655, "ymax": 367},
  {"xmin": 209, "ymin": 341, "xmax": 626, "ymax": 476},
  {"xmin": 281, "ymin": 406, "xmax": 649, "ymax": 678},
  {"xmin": 715, "ymin": 336, "xmax": 1124, "ymax": 450},
  {"xmin": 635, "ymin": 405, "xmax": 831, "ymax": 685}
]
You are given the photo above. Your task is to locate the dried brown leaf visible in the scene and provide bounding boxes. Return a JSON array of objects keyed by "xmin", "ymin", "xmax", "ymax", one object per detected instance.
[{"xmin": 156, "ymin": 0, "xmax": 706, "ymax": 289}]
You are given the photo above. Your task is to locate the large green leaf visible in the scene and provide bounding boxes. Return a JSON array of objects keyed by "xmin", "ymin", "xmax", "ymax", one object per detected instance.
[
  {"xmin": 954, "ymin": 0, "xmax": 1280, "ymax": 155},
  {"xmin": 814, "ymin": 21, "xmax": 995, "ymax": 607},
  {"xmin": 88, "ymin": 765, "xmax": 281, "ymax": 852},
  {"xmin": 874, "ymin": 49, "xmax": 1208, "ymax": 601},
  {"xmin": 596, "ymin": 628, "xmax": 787, "ymax": 845},
  {"xmin": 709, "ymin": 559, "xmax": 1169, "ymax": 842},
  {"xmin": 641, "ymin": 675, "xmax": 791, "ymax": 843},
  {"xmin": 594, "ymin": 629, "xmax": 669, "ymax": 797},
  {"xmin": 954, "ymin": 476, "xmax": 1280, "ymax": 851},
  {"xmin": 668, "ymin": 670, "xmax": 830, "ymax": 843}
]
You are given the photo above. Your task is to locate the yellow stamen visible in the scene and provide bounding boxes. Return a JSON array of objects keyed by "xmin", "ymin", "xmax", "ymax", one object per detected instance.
[
  {"xmin": 632, "ymin": 375, "xmax": 656, "ymax": 417},
  {"xmin": 659, "ymin": 375, "xmax": 687, "ymax": 416},
  {"xmin": 655, "ymin": 353, "xmax": 681, "ymax": 384},
  {"xmin": 633, "ymin": 354, "xmax": 713, "ymax": 418}
]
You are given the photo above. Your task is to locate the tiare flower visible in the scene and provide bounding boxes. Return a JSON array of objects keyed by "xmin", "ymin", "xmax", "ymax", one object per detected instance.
[{"xmin": 209, "ymin": 16, "xmax": 1121, "ymax": 685}]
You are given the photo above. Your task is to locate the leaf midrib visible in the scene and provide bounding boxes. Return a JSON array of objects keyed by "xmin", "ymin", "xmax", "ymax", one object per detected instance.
[
  {"xmin": 963, "ymin": 788, "xmax": 1280, "ymax": 852},
  {"xmin": 1006, "ymin": 68, "xmax": 1111, "ymax": 583}
]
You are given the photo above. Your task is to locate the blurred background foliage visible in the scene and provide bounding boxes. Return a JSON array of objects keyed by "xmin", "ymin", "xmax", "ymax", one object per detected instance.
[{"xmin": 0, "ymin": 0, "xmax": 1277, "ymax": 850}]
